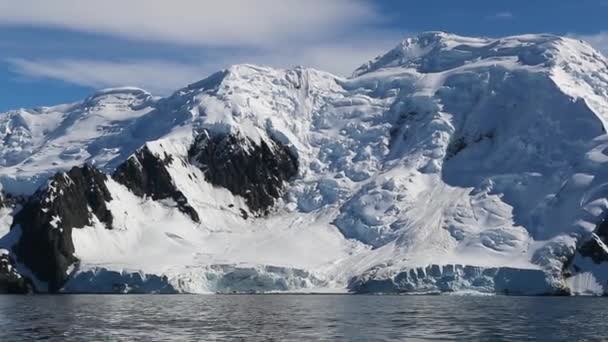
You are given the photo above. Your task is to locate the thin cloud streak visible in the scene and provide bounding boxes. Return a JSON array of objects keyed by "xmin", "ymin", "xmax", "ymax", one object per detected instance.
[
  {"xmin": 573, "ymin": 31, "xmax": 608, "ymax": 54},
  {"xmin": 5, "ymin": 32, "xmax": 404, "ymax": 94},
  {"xmin": 0, "ymin": 0, "xmax": 381, "ymax": 47},
  {"xmin": 486, "ymin": 11, "xmax": 514, "ymax": 20},
  {"xmin": 6, "ymin": 59, "xmax": 210, "ymax": 94}
]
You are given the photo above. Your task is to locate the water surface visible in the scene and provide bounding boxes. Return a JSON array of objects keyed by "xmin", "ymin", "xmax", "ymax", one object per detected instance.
[{"xmin": 0, "ymin": 295, "xmax": 606, "ymax": 341}]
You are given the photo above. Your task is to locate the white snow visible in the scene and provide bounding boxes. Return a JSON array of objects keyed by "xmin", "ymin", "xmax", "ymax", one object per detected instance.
[
  {"xmin": 4, "ymin": 32, "xmax": 608, "ymax": 294},
  {"xmin": 0, "ymin": 87, "xmax": 156, "ymax": 194},
  {"xmin": 68, "ymin": 178, "xmax": 363, "ymax": 293}
]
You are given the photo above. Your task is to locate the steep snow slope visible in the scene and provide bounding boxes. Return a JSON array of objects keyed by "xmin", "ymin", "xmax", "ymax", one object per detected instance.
[
  {"xmin": 3, "ymin": 32, "xmax": 608, "ymax": 294},
  {"xmin": 0, "ymin": 88, "xmax": 157, "ymax": 194}
]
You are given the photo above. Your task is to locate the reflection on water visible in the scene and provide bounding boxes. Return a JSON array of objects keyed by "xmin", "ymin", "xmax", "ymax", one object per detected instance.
[{"xmin": 0, "ymin": 294, "xmax": 606, "ymax": 341}]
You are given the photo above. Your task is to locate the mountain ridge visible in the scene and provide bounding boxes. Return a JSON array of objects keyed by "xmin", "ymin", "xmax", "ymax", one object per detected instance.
[{"xmin": 1, "ymin": 32, "xmax": 608, "ymax": 295}]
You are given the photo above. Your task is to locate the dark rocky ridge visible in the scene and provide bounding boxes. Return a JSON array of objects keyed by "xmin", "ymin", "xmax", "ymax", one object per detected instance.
[
  {"xmin": 578, "ymin": 218, "xmax": 608, "ymax": 264},
  {"xmin": 8, "ymin": 130, "xmax": 298, "ymax": 292},
  {"xmin": 189, "ymin": 130, "xmax": 298, "ymax": 216},
  {"xmin": 13, "ymin": 165, "xmax": 113, "ymax": 292},
  {"xmin": 563, "ymin": 217, "xmax": 608, "ymax": 295},
  {"xmin": 445, "ymin": 131, "xmax": 495, "ymax": 160},
  {"xmin": 0, "ymin": 251, "xmax": 34, "ymax": 294},
  {"xmin": 0, "ymin": 191, "xmax": 33, "ymax": 294},
  {"xmin": 112, "ymin": 146, "xmax": 200, "ymax": 222}
]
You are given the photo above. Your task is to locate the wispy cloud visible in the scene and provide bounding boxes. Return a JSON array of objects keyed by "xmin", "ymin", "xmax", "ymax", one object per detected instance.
[
  {"xmin": 255, "ymin": 32, "xmax": 403, "ymax": 76},
  {"xmin": 6, "ymin": 59, "xmax": 211, "ymax": 94},
  {"xmin": 573, "ymin": 31, "xmax": 608, "ymax": 54},
  {"xmin": 0, "ymin": 1, "xmax": 407, "ymax": 98},
  {"xmin": 5, "ymin": 32, "xmax": 403, "ymax": 93},
  {"xmin": 0, "ymin": 0, "xmax": 380, "ymax": 47},
  {"xmin": 486, "ymin": 11, "xmax": 514, "ymax": 20}
]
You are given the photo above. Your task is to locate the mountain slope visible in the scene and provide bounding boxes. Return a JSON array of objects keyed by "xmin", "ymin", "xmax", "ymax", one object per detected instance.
[
  {"xmin": 0, "ymin": 87, "xmax": 157, "ymax": 194},
  {"xmin": 3, "ymin": 32, "xmax": 608, "ymax": 295}
]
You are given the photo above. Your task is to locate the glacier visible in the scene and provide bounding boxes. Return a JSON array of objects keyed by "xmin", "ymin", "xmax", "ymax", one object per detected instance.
[{"xmin": 2, "ymin": 32, "xmax": 608, "ymax": 295}]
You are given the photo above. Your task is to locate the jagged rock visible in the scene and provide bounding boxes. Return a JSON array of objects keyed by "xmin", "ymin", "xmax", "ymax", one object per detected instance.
[
  {"xmin": 112, "ymin": 146, "xmax": 200, "ymax": 222},
  {"xmin": 562, "ymin": 218, "xmax": 608, "ymax": 295},
  {"xmin": 445, "ymin": 132, "xmax": 495, "ymax": 160},
  {"xmin": 578, "ymin": 218, "xmax": 608, "ymax": 264},
  {"xmin": 0, "ymin": 250, "xmax": 34, "ymax": 294},
  {"xmin": 4, "ymin": 33, "xmax": 608, "ymax": 295},
  {"xmin": 2, "ymin": 193, "xmax": 27, "ymax": 208},
  {"xmin": 13, "ymin": 165, "xmax": 113, "ymax": 292},
  {"xmin": 189, "ymin": 130, "xmax": 298, "ymax": 215}
]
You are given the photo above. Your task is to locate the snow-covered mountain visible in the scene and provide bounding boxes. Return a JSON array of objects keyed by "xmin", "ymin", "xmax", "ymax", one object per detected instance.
[{"xmin": 2, "ymin": 31, "xmax": 608, "ymax": 295}]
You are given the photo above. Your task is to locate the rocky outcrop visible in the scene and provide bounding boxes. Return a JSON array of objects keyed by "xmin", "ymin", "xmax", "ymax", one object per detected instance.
[
  {"xmin": 445, "ymin": 132, "xmax": 495, "ymax": 160},
  {"xmin": 13, "ymin": 165, "xmax": 113, "ymax": 292},
  {"xmin": 189, "ymin": 130, "xmax": 298, "ymax": 215},
  {"xmin": 560, "ymin": 217, "xmax": 608, "ymax": 295},
  {"xmin": 112, "ymin": 146, "xmax": 200, "ymax": 222},
  {"xmin": 0, "ymin": 250, "xmax": 34, "ymax": 294},
  {"xmin": 577, "ymin": 218, "xmax": 608, "ymax": 264}
]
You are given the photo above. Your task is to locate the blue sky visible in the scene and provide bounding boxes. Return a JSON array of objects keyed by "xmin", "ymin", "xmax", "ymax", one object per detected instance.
[{"xmin": 1, "ymin": 0, "xmax": 607, "ymax": 111}]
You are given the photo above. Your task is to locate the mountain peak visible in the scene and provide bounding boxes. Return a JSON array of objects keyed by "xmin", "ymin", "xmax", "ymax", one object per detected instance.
[
  {"xmin": 84, "ymin": 87, "xmax": 154, "ymax": 108},
  {"xmin": 351, "ymin": 32, "xmax": 589, "ymax": 77},
  {"xmin": 91, "ymin": 86, "xmax": 151, "ymax": 97},
  {"xmin": 4, "ymin": 31, "xmax": 608, "ymax": 295}
]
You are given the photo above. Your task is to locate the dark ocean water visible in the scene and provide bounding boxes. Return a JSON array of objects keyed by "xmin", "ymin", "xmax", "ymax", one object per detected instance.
[{"xmin": 0, "ymin": 294, "xmax": 606, "ymax": 341}]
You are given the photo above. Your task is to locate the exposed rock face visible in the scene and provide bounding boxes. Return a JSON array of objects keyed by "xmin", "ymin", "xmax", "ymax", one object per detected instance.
[
  {"xmin": 189, "ymin": 130, "xmax": 298, "ymax": 215},
  {"xmin": 561, "ymin": 219, "xmax": 608, "ymax": 295},
  {"xmin": 112, "ymin": 146, "xmax": 200, "ymax": 222},
  {"xmin": 445, "ymin": 132, "xmax": 495, "ymax": 160},
  {"xmin": 5, "ymin": 33, "xmax": 608, "ymax": 295},
  {"xmin": 0, "ymin": 250, "xmax": 34, "ymax": 294},
  {"xmin": 13, "ymin": 165, "xmax": 113, "ymax": 292},
  {"xmin": 577, "ymin": 218, "xmax": 608, "ymax": 264}
]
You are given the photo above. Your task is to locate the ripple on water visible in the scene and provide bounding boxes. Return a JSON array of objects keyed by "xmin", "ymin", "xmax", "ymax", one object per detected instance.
[{"xmin": 0, "ymin": 295, "xmax": 606, "ymax": 341}]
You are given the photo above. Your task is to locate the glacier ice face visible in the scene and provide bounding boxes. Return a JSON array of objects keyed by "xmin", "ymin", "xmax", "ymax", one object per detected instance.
[
  {"xmin": 63, "ymin": 264, "xmax": 327, "ymax": 294},
  {"xmin": 2, "ymin": 32, "xmax": 608, "ymax": 294},
  {"xmin": 349, "ymin": 264, "xmax": 559, "ymax": 295}
]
